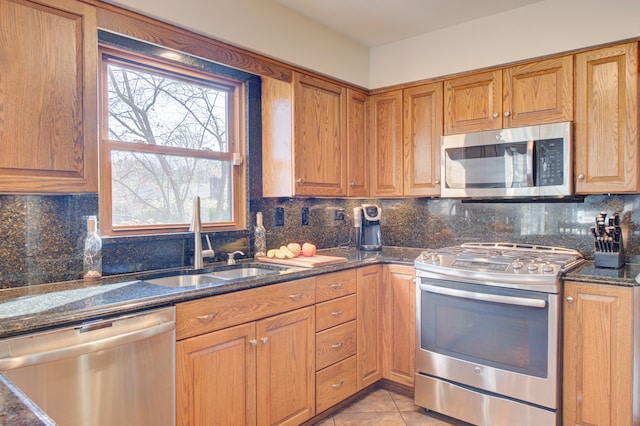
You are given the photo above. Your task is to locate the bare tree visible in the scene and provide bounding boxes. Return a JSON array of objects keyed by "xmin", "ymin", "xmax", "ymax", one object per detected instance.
[{"xmin": 106, "ymin": 63, "xmax": 231, "ymax": 226}]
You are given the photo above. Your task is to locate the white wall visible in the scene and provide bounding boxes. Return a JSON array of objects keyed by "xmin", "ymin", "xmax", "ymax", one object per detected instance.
[
  {"xmin": 370, "ymin": 0, "xmax": 640, "ymax": 88},
  {"xmin": 107, "ymin": 0, "xmax": 640, "ymax": 90},
  {"xmin": 104, "ymin": 0, "xmax": 371, "ymax": 88}
]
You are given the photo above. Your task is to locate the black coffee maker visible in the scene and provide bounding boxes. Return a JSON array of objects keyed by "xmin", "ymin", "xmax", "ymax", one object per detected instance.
[{"xmin": 354, "ymin": 204, "xmax": 382, "ymax": 251}]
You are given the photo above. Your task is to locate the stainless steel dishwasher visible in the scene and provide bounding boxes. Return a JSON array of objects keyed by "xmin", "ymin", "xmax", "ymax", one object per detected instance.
[{"xmin": 0, "ymin": 306, "xmax": 175, "ymax": 426}]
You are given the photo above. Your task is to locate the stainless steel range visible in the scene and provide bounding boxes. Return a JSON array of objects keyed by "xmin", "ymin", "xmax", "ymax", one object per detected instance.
[{"xmin": 414, "ymin": 242, "xmax": 584, "ymax": 426}]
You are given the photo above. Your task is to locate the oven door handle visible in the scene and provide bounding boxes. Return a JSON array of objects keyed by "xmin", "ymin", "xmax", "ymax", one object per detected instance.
[{"xmin": 420, "ymin": 284, "xmax": 547, "ymax": 308}]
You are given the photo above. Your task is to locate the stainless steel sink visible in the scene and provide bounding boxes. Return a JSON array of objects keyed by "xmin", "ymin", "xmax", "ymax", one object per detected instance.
[{"xmin": 138, "ymin": 263, "xmax": 296, "ymax": 287}]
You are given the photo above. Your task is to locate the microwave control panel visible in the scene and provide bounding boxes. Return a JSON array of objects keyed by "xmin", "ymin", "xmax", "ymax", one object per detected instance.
[{"xmin": 535, "ymin": 138, "xmax": 564, "ymax": 187}]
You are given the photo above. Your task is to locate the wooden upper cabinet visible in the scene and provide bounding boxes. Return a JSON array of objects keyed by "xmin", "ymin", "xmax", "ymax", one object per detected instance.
[
  {"xmin": 444, "ymin": 56, "xmax": 573, "ymax": 135},
  {"xmin": 369, "ymin": 90, "xmax": 404, "ymax": 197},
  {"xmin": 403, "ymin": 82, "xmax": 443, "ymax": 196},
  {"xmin": 347, "ymin": 89, "xmax": 369, "ymax": 197},
  {"xmin": 503, "ymin": 55, "xmax": 573, "ymax": 128},
  {"xmin": 0, "ymin": 0, "xmax": 98, "ymax": 193},
  {"xmin": 444, "ymin": 70, "xmax": 502, "ymax": 134},
  {"xmin": 574, "ymin": 42, "xmax": 639, "ymax": 194},
  {"xmin": 262, "ymin": 72, "xmax": 347, "ymax": 197}
]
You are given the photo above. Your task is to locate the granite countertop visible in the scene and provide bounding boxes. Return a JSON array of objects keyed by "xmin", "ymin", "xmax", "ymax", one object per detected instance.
[
  {"xmin": 0, "ymin": 245, "xmax": 637, "ymax": 424},
  {"xmin": 564, "ymin": 261, "xmax": 640, "ymax": 286}
]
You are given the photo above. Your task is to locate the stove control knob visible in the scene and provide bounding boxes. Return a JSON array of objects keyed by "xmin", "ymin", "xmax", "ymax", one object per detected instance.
[
  {"xmin": 527, "ymin": 261, "xmax": 538, "ymax": 272},
  {"xmin": 542, "ymin": 262, "xmax": 554, "ymax": 273},
  {"xmin": 512, "ymin": 259, "xmax": 523, "ymax": 270}
]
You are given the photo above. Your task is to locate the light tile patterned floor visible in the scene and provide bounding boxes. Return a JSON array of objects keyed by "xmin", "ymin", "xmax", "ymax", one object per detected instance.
[{"xmin": 314, "ymin": 388, "xmax": 472, "ymax": 426}]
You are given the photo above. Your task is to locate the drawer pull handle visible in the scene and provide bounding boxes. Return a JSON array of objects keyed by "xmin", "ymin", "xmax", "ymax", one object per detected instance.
[
  {"xmin": 261, "ymin": 337, "xmax": 269, "ymax": 344},
  {"xmin": 289, "ymin": 293, "xmax": 303, "ymax": 299},
  {"xmin": 331, "ymin": 310, "xmax": 343, "ymax": 316},
  {"xmin": 249, "ymin": 339, "xmax": 258, "ymax": 346},
  {"xmin": 331, "ymin": 283, "xmax": 343, "ymax": 289},
  {"xmin": 196, "ymin": 312, "xmax": 218, "ymax": 321},
  {"xmin": 332, "ymin": 381, "xmax": 344, "ymax": 388},
  {"xmin": 331, "ymin": 342, "xmax": 344, "ymax": 349}
]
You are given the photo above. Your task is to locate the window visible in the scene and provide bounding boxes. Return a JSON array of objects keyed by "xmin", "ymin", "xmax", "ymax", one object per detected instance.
[{"xmin": 99, "ymin": 46, "xmax": 246, "ymax": 235}]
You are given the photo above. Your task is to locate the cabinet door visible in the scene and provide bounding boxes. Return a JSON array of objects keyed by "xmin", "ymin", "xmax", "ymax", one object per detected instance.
[
  {"xmin": 563, "ymin": 281, "xmax": 633, "ymax": 426},
  {"xmin": 256, "ymin": 306, "xmax": 315, "ymax": 426},
  {"xmin": 356, "ymin": 265, "xmax": 383, "ymax": 389},
  {"xmin": 347, "ymin": 89, "xmax": 369, "ymax": 197},
  {"xmin": 382, "ymin": 264, "xmax": 416, "ymax": 387},
  {"xmin": 369, "ymin": 90, "xmax": 403, "ymax": 197},
  {"xmin": 0, "ymin": 0, "xmax": 97, "ymax": 193},
  {"xmin": 574, "ymin": 42, "xmax": 639, "ymax": 194},
  {"xmin": 503, "ymin": 55, "xmax": 573, "ymax": 128},
  {"xmin": 403, "ymin": 82, "xmax": 443, "ymax": 196},
  {"xmin": 444, "ymin": 70, "xmax": 502, "ymax": 134},
  {"xmin": 294, "ymin": 73, "xmax": 347, "ymax": 197},
  {"xmin": 176, "ymin": 322, "xmax": 257, "ymax": 426}
]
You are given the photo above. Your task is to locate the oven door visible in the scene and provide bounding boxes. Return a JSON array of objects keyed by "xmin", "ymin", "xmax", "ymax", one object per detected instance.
[{"xmin": 416, "ymin": 277, "xmax": 559, "ymax": 409}]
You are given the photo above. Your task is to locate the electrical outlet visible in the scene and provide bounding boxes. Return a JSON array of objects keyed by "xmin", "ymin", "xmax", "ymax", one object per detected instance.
[
  {"xmin": 301, "ymin": 207, "xmax": 309, "ymax": 226},
  {"xmin": 275, "ymin": 207, "xmax": 285, "ymax": 226},
  {"xmin": 334, "ymin": 209, "xmax": 345, "ymax": 221}
]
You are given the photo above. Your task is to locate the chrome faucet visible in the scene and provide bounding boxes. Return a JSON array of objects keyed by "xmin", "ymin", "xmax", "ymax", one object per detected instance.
[
  {"xmin": 227, "ymin": 251, "xmax": 245, "ymax": 265},
  {"xmin": 190, "ymin": 196, "xmax": 215, "ymax": 269}
]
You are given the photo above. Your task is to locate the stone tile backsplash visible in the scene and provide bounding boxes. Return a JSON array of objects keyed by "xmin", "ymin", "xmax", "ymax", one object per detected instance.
[{"xmin": 1, "ymin": 193, "xmax": 639, "ymax": 288}]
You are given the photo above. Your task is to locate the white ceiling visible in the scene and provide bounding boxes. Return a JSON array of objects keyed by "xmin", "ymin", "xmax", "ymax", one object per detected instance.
[{"xmin": 273, "ymin": 0, "xmax": 544, "ymax": 47}]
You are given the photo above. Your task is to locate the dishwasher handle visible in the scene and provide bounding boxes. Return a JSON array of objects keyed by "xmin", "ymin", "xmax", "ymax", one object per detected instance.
[{"xmin": 0, "ymin": 319, "xmax": 175, "ymax": 371}]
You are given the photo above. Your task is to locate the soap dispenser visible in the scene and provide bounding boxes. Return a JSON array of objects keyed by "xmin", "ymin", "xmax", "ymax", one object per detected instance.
[{"xmin": 83, "ymin": 215, "xmax": 102, "ymax": 282}]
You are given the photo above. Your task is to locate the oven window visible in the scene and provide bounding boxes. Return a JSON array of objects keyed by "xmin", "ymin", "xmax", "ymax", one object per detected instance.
[{"xmin": 421, "ymin": 283, "xmax": 549, "ymax": 378}]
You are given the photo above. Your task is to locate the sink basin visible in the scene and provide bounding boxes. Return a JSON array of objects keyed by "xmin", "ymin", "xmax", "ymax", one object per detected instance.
[
  {"xmin": 138, "ymin": 263, "xmax": 296, "ymax": 287},
  {"xmin": 209, "ymin": 267, "xmax": 278, "ymax": 280}
]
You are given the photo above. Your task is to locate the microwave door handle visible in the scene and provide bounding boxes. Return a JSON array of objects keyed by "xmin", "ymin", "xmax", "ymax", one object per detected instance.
[
  {"xmin": 527, "ymin": 140, "xmax": 535, "ymax": 186},
  {"xmin": 505, "ymin": 147, "xmax": 514, "ymax": 188},
  {"xmin": 420, "ymin": 283, "xmax": 547, "ymax": 308}
]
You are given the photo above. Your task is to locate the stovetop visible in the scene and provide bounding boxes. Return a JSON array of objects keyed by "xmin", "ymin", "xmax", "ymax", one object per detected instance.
[{"xmin": 414, "ymin": 242, "xmax": 585, "ymax": 292}]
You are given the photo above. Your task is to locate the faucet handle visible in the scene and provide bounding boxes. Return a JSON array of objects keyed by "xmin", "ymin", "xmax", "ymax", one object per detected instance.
[{"xmin": 228, "ymin": 250, "xmax": 245, "ymax": 265}]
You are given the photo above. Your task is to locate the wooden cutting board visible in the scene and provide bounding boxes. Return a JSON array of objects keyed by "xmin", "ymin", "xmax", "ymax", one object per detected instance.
[{"xmin": 256, "ymin": 254, "xmax": 348, "ymax": 268}]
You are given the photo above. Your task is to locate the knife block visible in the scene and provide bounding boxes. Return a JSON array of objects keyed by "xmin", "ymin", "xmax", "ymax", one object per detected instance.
[{"xmin": 594, "ymin": 243, "xmax": 625, "ymax": 269}]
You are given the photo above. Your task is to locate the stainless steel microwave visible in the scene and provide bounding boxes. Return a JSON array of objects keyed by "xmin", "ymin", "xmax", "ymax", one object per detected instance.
[{"xmin": 440, "ymin": 122, "xmax": 572, "ymax": 198}]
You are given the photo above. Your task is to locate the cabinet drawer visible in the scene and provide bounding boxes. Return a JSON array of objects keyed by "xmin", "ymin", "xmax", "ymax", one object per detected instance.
[
  {"xmin": 176, "ymin": 278, "xmax": 315, "ymax": 340},
  {"xmin": 316, "ymin": 321, "xmax": 357, "ymax": 370},
  {"xmin": 316, "ymin": 356, "xmax": 357, "ymax": 413},
  {"xmin": 316, "ymin": 294, "xmax": 356, "ymax": 332},
  {"xmin": 315, "ymin": 269, "xmax": 356, "ymax": 303}
]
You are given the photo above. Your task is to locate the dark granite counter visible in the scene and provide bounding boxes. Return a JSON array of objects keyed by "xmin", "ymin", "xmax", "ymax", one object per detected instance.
[
  {"xmin": 0, "ymin": 245, "xmax": 635, "ymax": 424},
  {"xmin": 564, "ymin": 261, "xmax": 640, "ymax": 287}
]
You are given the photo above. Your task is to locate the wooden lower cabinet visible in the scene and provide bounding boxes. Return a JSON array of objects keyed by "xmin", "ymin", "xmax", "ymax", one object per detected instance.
[
  {"xmin": 177, "ymin": 306, "xmax": 315, "ymax": 426},
  {"xmin": 356, "ymin": 265, "xmax": 383, "ymax": 389},
  {"xmin": 382, "ymin": 264, "xmax": 416, "ymax": 387},
  {"xmin": 563, "ymin": 281, "xmax": 637, "ymax": 426}
]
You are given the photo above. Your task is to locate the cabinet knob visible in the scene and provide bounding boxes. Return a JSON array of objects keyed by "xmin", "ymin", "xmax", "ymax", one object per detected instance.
[
  {"xmin": 350, "ymin": 181, "xmax": 356, "ymax": 187},
  {"xmin": 261, "ymin": 337, "xmax": 269, "ymax": 344},
  {"xmin": 492, "ymin": 112, "xmax": 499, "ymax": 119},
  {"xmin": 577, "ymin": 173, "xmax": 585, "ymax": 182},
  {"xmin": 297, "ymin": 178, "xmax": 304, "ymax": 185},
  {"xmin": 566, "ymin": 296, "xmax": 574, "ymax": 302},
  {"xmin": 434, "ymin": 179, "xmax": 440, "ymax": 185},
  {"xmin": 331, "ymin": 283, "xmax": 343, "ymax": 289},
  {"xmin": 332, "ymin": 381, "xmax": 345, "ymax": 388},
  {"xmin": 288, "ymin": 293, "xmax": 303, "ymax": 299},
  {"xmin": 249, "ymin": 339, "xmax": 258, "ymax": 346},
  {"xmin": 504, "ymin": 111, "xmax": 510, "ymax": 117},
  {"xmin": 331, "ymin": 341, "xmax": 344, "ymax": 349},
  {"xmin": 331, "ymin": 310, "xmax": 344, "ymax": 317}
]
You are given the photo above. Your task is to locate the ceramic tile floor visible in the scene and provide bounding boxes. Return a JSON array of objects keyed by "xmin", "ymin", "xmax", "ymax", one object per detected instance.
[{"xmin": 313, "ymin": 388, "xmax": 472, "ymax": 426}]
